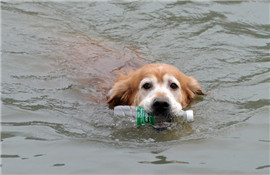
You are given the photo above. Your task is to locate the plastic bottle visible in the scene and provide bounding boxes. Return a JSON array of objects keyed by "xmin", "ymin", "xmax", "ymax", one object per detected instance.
[{"xmin": 114, "ymin": 106, "xmax": 193, "ymax": 126}]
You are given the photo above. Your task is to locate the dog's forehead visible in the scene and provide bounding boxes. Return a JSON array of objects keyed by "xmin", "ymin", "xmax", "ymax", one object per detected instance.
[{"xmin": 139, "ymin": 65, "xmax": 180, "ymax": 83}]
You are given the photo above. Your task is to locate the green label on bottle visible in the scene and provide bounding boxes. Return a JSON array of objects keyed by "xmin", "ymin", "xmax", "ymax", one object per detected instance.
[{"xmin": 136, "ymin": 106, "xmax": 155, "ymax": 126}]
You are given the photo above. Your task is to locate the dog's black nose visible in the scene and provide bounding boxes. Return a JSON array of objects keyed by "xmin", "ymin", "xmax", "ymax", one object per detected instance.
[{"xmin": 152, "ymin": 98, "xmax": 170, "ymax": 114}]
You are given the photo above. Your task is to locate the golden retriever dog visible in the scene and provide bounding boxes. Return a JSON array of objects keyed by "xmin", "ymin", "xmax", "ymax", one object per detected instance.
[
  {"xmin": 107, "ymin": 63, "xmax": 204, "ymax": 122},
  {"xmin": 57, "ymin": 35, "xmax": 204, "ymax": 124}
]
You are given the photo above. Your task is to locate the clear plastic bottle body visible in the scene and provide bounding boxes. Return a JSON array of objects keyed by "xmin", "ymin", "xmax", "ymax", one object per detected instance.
[
  {"xmin": 113, "ymin": 106, "xmax": 137, "ymax": 117},
  {"xmin": 114, "ymin": 106, "xmax": 193, "ymax": 125},
  {"xmin": 114, "ymin": 106, "xmax": 155, "ymax": 125}
]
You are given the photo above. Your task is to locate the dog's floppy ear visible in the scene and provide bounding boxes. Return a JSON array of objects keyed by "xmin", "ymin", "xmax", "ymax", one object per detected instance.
[
  {"xmin": 183, "ymin": 76, "xmax": 205, "ymax": 105},
  {"xmin": 107, "ymin": 77, "xmax": 134, "ymax": 109},
  {"xmin": 187, "ymin": 76, "xmax": 205, "ymax": 96}
]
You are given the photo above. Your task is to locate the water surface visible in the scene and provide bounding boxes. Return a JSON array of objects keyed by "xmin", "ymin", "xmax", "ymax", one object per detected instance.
[{"xmin": 1, "ymin": 1, "xmax": 270, "ymax": 174}]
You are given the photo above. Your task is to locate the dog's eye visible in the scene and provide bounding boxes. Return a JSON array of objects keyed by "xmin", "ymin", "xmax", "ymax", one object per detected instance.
[
  {"xmin": 142, "ymin": 83, "xmax": 152, "ymax": 90},
  {"xmin": 170, "ymin": 83, "xmax": 178, "ymax": 90}
]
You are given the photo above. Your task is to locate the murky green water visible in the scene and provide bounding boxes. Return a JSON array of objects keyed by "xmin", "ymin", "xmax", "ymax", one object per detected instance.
[{"xmin": 1, "ymin": 1, "xmax": 270, "ymax": 174}]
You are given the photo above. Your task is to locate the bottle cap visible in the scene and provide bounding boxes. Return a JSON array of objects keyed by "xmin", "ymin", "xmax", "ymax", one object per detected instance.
[{"xmin": 186, "ymin": 110, "xmax": 194, "ymax": 122}]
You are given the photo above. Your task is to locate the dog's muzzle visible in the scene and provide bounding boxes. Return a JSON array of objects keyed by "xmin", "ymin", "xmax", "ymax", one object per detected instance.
[{"xmin": 151, "ymin": 98, "xmax": 173, "ymax": 124}]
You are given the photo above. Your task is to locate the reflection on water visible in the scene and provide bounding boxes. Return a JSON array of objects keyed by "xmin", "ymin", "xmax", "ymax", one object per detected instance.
[
  {"xmin": 256, "ymin": 165, "xmax": 270, "ymax": 170},
  {"xmin": 1, "ymin": 1, "xmax": 269, "ymax": 174},
  {"xmin": 139, "ymin": 155, "xmax": 189, "ymax": 165}
]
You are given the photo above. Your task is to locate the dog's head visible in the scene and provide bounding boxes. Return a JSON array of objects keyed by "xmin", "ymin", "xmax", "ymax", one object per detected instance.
[{"xmin": 107, "ymin": 63, "xmax": 204, "ymax": 123}]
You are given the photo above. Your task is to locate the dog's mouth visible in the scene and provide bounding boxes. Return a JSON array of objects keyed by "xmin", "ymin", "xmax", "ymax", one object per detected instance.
[
  {"xmin": 150, "ymin": 113, "xmax": 174, "ymax": 131},
  {"xmin": 154, "ymin": 114, "xmax": 173, "ymax": 123},
  {"xmin": 151, "ymin": 121, "xmax": 173, "ymax": 131}
]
